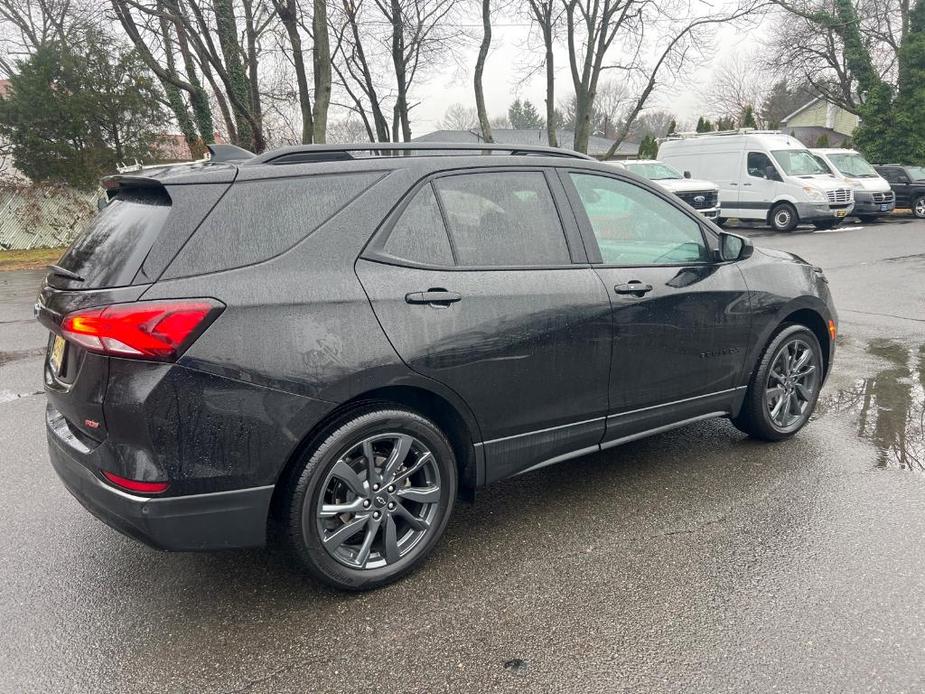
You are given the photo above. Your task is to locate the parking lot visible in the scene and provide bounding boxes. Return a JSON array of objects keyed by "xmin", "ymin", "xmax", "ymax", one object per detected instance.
[{"xmin": 1, "ymin": 217, "xmax": 923, "ymax": 693}]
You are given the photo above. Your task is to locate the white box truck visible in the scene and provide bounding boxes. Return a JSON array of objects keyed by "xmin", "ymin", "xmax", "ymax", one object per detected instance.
[{"xmin": 658, "ymin": 131, "xmax": 854, "ymax": 232}]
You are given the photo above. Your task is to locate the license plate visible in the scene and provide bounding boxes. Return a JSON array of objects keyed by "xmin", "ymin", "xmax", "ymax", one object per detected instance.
[
  {"xmin": 835, "ymin": 209, "xmax": 847, "ymax": 218},
  {"xmin": 49, "ymin": 335, "xmax": 66, "ymax": 375},
  {"xmin": 880, "ymin": 204, "xmax": 890, "ymax": 212}
]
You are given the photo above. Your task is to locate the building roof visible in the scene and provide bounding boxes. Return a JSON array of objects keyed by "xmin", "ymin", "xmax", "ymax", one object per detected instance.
[
  {"xmin": 781, "ymin": 97, "xmax": 823, "ymax": 125},
  {"xmin": 413, "ymin": 128, "xmax": 639, "ymax": 158}
]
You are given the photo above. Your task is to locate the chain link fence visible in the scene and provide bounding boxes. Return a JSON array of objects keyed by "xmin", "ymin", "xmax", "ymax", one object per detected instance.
[{"xmin": 0, "ymin": 185, "xmax": 97, "ymax": 250}]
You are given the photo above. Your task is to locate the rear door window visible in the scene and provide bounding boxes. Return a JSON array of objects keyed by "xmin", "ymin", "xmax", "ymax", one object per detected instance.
[
  {"xmin": 53, "ymin": 187, "xmax": 171, "ymax": 289},
  {"xmin": 433, "ymin": 171, "xmax": 571, "ymax": 266}
]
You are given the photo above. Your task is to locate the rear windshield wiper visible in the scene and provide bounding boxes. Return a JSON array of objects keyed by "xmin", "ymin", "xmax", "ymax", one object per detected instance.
[{"xmin": 47, "ymin": 265, "xmax": 85, "ymax": 282}]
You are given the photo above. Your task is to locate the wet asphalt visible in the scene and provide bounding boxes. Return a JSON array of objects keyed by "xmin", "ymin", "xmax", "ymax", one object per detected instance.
[{"xmin": 0, "ymin": 218, "xmax": 923, "ymax": 693}]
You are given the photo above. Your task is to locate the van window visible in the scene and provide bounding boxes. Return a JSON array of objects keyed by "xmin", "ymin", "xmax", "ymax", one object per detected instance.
[
  {"xmin": 434, "ymin": 172, "xmax": 570, "ymax": 267},
  {"xmin": 771, "ymin": 149, "xmax": 829, "ymax": 176},
  {"xmin": 569, "ymin": 173, "xmax": 708, "ymax": 266},
  {"xmin": 747, "ymin": 152, "xmax": 776, "ymax": 179},
  {"xmin": 383, "ymin": 184, "xmax": 454, "ymax": 266}
]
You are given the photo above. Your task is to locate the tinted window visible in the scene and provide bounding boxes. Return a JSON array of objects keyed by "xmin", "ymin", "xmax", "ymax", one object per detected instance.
[
  {"xmin": 434, "ymin": 172, "xmax": 570, "ymax": 266},
  {"xmin": 569, "ymin": 173, "xmax": 708, "ymax": 266},
  {"xmin": 54, "ymin": 187, "xmax": 172, "ymax": 289},
  {"xmin": 747, "ymin": 152, "xmax": 775, "ymax": 178},
  {"xmin": 383, "ymin": 184, "xmax": 453, "ymax": 266},
  {"xmin": 167, "ymin": 172, "xmax": 380, "ymax": 277}
]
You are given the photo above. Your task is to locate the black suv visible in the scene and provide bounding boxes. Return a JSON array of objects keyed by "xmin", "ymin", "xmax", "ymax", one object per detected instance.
[
  {"xmin": 874, "ymin": 164, "xmax": 925, "ymax": 218},
  {"xmin": 39, "ymin": 143, "xmax": 837, "ymax": 590}
]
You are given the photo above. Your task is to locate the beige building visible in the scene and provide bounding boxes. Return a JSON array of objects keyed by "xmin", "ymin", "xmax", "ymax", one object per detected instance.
[{"xmin": 780, "ymin": 97, "xmax": 860, "ymax": 147}]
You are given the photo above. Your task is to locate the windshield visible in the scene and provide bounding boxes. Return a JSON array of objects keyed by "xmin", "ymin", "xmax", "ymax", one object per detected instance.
[
  {"xmin": 907, "ymin": 166, "xmax": 925, "ymax": 180},
  {"xmin": 625, "ymin": 162, "xmax": 683, "ymax": 180},
  {"xmin": 771, "ymin": 149, "xmax": 830, "ymax": 176},
  {"xmin": 827, "ymin": 153, "xmax": 878, "ymax": 178}
]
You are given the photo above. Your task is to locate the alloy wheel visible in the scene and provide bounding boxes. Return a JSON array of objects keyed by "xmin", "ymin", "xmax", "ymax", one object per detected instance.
[
  {"xmin": 914, "ymin": 197, "xmax": 925, "ymax": 218},
  {"xmin": 765, "ymin": 338, "xmax": 818, "ymax": 430},
  {"xmin": 313, "ymin": 433, "xmax": 441, "ymax": 570}
]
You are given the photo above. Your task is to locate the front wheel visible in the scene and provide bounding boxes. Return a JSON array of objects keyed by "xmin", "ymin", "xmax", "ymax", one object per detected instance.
[
  {"xmin": 913, "ymin": 195, "xmax": 925, "ymax": 219},
  {"xmin": 732, "ymin": 324, "xmax": 823, "ymax": 441},
  {"xmin": 770, "ymin": 203, "xmax": 798, "ymax": 232},
  {"xmin": 283, "ymin": 408, "xmax": 457, "ymax": 590}
]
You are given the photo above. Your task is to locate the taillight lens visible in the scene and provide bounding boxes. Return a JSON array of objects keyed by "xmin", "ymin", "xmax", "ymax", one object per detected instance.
[{"xmin": 60, "ymin": 299, "xmax": 223, "ymax": 360}]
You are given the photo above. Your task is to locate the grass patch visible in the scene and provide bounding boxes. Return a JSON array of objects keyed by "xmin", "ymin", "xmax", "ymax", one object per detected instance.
[{"xmin": 0, "ymin": 247, "xmax": 66, "ymax": 272}]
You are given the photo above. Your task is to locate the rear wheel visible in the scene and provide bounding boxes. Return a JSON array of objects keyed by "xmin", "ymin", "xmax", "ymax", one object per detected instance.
[
  {"xmin": 283, "ymin": 408, "xmax": 457, "ymax": 590},
  {"xmin": 913, "ymin": 195, "xmax": 925, "ymax": 219},
  {"xmin": 732, "ymin": 324, "xmax": 823, "ymax": 441},
  {"xmin": 770, "ymin": 203, "xmax": 798, "ymax": 232}
]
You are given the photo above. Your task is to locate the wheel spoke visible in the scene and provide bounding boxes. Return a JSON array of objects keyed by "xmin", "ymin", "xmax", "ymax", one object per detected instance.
[
  {"xmin": 769, "ymin": 367, "xmax": 786, "ymax": 384},
  {"xmin": 794, "ymin": 364, "xmax": 816, "ymax": 378},
  {"xmin": 793, "ymin": 348, "xmax": 811, "ymax": 372},
  {"xmin": 383, "ymin": 515, "xmax": 400, "ymax": 564},
  {"xmin": 382, "ymin": 434, "xmax": 413, "ymax": 481},
  {"xmin": 323, "ymin": 515, "xmax": 367, "ymax": 549},
  {"xmin": 330, "ymin": 460, "xmax": 366, "ymax": 497},
  {"xmin": 788, "ymin": 392, "xmax": 801, "ymax": 418},
  {"xmin": 766, "ymin": 386, "xmax": 785, "ymax": 403},
  {"xmin": 396, "ymin": 485, "xmax": 440, "ymax": 504},
  {"xmin": 362, "ymin": 439, "xmax": 378, "ymax": 486},
  {"xmin": 320, "ymin": 498, "xmax": 365, "ymax": 518},
  {"xmin": 354, "ymin": 515, "xmax": 381, "ymax": 568},
  {"xmin": 770, "ymin": 393, "xmax": 787, "ymax": 423},
  {"xmin": 390, "ymin": 452, "xmax": 432, "ymax": 486},
  {"xmin": 393, "ymin": 501, "xmax": 430, "ymax": 531},
  {"xmin": 795, "ymin": 383, "xmax": 812, "ymax": 401}
]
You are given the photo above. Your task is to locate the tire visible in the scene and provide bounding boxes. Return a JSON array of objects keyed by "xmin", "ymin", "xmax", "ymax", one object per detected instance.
[
  {"xmin": 856, "ymin": 215, "xmax": 879, "ymax": 223},
  {"xmin": 732, "ymin": 324, "xmax": 824, "ymax": 442},
  {"xmin": 770, "ymin": 202, "xmax": 798, "ymax": 232},
  {"xmin": 913, "ymin": 195, "xmax": 925, "ymax": 219},
  {"xmin": 282, "ymin": 407, "xmax": 457, "ymax": 590},
  {"xmin": 812, "ymin": 219, "xmax": 841, "ymax": 230}
]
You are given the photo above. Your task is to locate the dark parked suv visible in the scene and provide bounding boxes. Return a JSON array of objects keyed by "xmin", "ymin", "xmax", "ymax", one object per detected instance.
[
  {"xmin": 39, "ymin": 143, "xmax": 837, "ymax": 590},
  {"xmin": 874, "ymin": 164, "xmax": 925, "ymax": 218}
]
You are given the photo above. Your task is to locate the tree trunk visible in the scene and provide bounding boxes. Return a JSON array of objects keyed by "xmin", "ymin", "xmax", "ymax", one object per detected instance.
[
  {"xmin": 390, "ymin": 0, "xmax": 411, "ymax": 141},
  {"xmin": 272, "ymin": 0, "xmax": 313, "ymax": 143},
  {"xmin": 542, "ymin": 19, "xmax": 557, "ymax": 147},
  {"xmin": 212, "ymin": 0, "xmax": 256, "ymax": 149},
  {"xmin": 312, "ymin": 0, "xmax": 331, "ymax": 143},
  {"xmin": 473, "ymin": 0, "xmax": 493, "ymax": 142}
]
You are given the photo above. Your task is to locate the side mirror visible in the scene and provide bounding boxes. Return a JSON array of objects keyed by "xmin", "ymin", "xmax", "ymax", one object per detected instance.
[
  {"xmin": 683, "ymin": 170, "xmax": 691, "ymax": 179},
  {"xmin": 765, "ymin": 165, "xmax": 780, "ymax": 181},
  {"xmin": 718, "ymin": 231, "xmax": 753, "ymax": 262}
]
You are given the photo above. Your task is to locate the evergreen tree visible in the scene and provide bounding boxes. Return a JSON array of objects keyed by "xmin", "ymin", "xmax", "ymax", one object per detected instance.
[
  {"xmin": 508, "ymin": 99, "xmax": 545, "ymax": 129},
  {"xmin": 740, "ymin": 105, "xmax": 757, "ymax": 128},
  {"xmin": 0, "ymin": 36, "xmax": 164, "ymax": 189},
  {"xmin": 638, "ymin": 134, "xmax": 658, "ymax": 158},
  {"xmin": 667, "ymin": 119, "xmax": 677, "ymax": 135},
  {"xmin": 815, "ymin": 134, "xmax": 830, "ymax": 148},
  {"xmin": 696, "ymin": 116, "xmax": 708, "ymax": 132}
]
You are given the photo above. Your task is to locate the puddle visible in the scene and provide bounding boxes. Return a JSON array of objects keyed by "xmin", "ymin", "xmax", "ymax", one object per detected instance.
[{"xmin": 817, "ymin": 339, "xmax": 924, "ymax": 472}]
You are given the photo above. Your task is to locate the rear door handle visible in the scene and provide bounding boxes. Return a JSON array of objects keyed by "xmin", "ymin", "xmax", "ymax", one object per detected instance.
[
  {"xmin": 405, "ymin": 289, "xmax": 461, "ymax": 306},
  {"xmin": 614, "ymin": 282, "xmax": 653, "ymax": 296}
]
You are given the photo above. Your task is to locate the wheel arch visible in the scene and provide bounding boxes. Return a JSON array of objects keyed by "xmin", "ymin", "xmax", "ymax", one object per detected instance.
[
  {"xmin": 269, "ymin": 382, "xmax": 483, "ymax": 525},
  {"xmin": 766, "ymin": 198, "xmax": 799, "ymax": 226}
]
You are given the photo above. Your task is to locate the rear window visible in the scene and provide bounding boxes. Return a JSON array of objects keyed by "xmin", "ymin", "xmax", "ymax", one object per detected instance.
[
  {"xmin": 165, "ymin": 172, "xmax": 381, "ymax": 277},
  {"xmin": 53, "ymin": 187, "xmax": 171, "ymax": 289}
]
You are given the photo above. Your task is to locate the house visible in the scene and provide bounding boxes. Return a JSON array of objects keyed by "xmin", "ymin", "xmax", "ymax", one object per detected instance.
[
  {"xmin": 413, "ymin": 128, "xmax": 639, "ymax": 160},
  {"xmin": 780, "ymin": 97, "xmax": 859, "ymax": 147}
]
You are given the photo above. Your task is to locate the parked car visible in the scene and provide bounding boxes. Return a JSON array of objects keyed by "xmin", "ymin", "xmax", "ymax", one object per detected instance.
[
  {"xmin": 810, "ymin": 149, "xmax": 895, "ymax": 222},
  {"xmin": 873, "ymin": 164, "xmax": 925, "ymax": 219},
  {"xmin": 615, "ymin": 159, "xmax": 721, "ymax": 221},
  {"xmin": 659, "ymin": 130, "xmax": 854, "ymax": 232},
  {"xmin": 38, "ymin": 143, "xmax": 837, "ymax": 590}
]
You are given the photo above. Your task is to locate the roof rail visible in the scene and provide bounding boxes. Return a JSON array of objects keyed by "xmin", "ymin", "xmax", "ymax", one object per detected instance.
[
  {"xmin": 661, "ymin": 128, "xmax": 785, "ymax": 141},
  {"xmin": 244, "ymin": 142, "xmax": 596, "ymax": 165}
]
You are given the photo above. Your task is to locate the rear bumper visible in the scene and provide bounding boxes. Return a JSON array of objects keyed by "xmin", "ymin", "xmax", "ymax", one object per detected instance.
[{"xmin": 47, "ymin": 406, "xmax": 273, "ymax": 551}]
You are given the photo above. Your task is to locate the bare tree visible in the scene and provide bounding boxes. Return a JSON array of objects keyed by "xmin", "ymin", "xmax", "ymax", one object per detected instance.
[
  {"xmin": 525, "ymin": 0, "xmax": 560, "ymax": 146},
  {"xmin": 473, "ymin": 0, "xmax": 493, "ymax": 141},
  {"xmin": 438, "ymin": 103, "xmax": 479, "ymax": 130},
  {"xmin": 710, "ymin": 52, "xmax": 765, "ymax": 125}
]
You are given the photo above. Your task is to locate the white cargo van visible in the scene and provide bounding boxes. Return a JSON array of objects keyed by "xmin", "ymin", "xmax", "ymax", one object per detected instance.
[
  {"xmin": 810, "ymin": 148, "xmax": 895, "ymax": 222},
  {"xmin": 618, "ymin": 159, "xmax": 721, "ymax": 220},
  {"xmin": 658, "ymin": 131, "xmax": 854, "ymax": 232}
]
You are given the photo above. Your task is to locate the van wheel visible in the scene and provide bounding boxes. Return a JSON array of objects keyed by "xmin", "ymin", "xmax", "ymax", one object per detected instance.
[
  {"xmin": 283, "ymin": 408, "xmax": 457, "ymax": 590},
  {"xmin": 732, "ymin": 324, "xmax": 823, "ymax": 441},
  {"xmin": 770, "ymin": 203, "xmax": 798, "ymax": 232}
]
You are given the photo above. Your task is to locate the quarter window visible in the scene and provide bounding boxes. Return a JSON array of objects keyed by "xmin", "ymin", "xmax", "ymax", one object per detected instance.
[
  {"xmin": 434, "ymin": 172, "xmax": 571, "ymax": 266},
  {"xmin": 568, "ymin": 173, "xmax": 709, "ymax": 266},
  {"xmin": 383, "ymin": 184, "xmax": 454, "ymax": 266}
]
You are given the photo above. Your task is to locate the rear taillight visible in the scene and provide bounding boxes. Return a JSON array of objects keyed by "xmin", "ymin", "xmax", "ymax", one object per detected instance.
[
  {"xmin": 101, "ymin": 470, "xmax": 169, "ymax": 495},
  {"xmin": 60, "ymin": 299, "xmax": 223, "ymax": 360}
]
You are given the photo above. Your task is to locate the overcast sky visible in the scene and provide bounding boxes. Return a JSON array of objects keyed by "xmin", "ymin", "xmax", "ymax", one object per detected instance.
[{"xmin": 407, "ymin": 10, "xmax": 773, "ymax": 137}]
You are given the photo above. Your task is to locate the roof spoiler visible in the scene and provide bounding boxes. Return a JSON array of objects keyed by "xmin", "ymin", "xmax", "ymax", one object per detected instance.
[{"xmin": 207, "ymin": 143, "xmax": 255, "ymax": 163}]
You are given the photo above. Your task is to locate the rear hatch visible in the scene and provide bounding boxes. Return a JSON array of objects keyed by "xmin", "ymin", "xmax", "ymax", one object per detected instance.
[{"xmin": 37, "ymin": 168, "xmax": 234, "ymax": 443}]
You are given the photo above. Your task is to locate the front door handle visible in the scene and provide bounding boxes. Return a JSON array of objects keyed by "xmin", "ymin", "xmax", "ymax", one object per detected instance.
[
  {"xmin": 405, "ymin": 289, "xmax": 461, "ymax": 306},
  {"xmin": 614, "ymin": 281, "xmax": 653, "ymax": 296}
]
